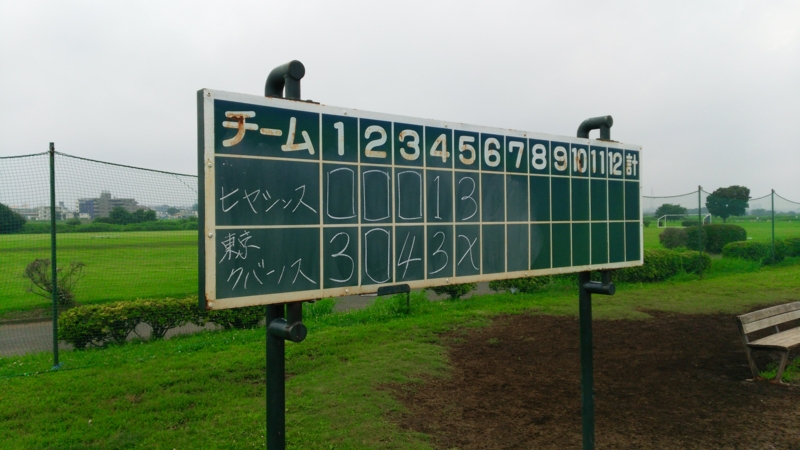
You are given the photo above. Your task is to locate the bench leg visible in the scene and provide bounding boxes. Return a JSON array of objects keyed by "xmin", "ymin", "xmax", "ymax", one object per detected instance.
[
  {"xmin": 743, "ymin": 346, "xmax": 764, "ymax": 381},
  {"xmin": 770, "ymin": 350, "xmax": 790, "ymax": 386}
]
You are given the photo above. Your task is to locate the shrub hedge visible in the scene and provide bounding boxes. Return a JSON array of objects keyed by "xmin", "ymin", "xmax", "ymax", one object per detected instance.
[
  {"xmin": 431, "ymin": 283, "xmax": 477, "ymax": 299},
  {"xmin": 684, "ymin": 224, "xmax": 746, "ymax": 253},
  {"xmin": 57, "ymin": 246, "xmax": 717, "ymax": 350},
  {"xmin": 722, "ymin": 240, "xmax": 791, "ymax": 265},
  {"xmin": 721, "ymin": 241, "xmax": 771, "ymax": 263},
  {"xmin": 58, "ymin": 297, "xmax": 258, "ymax": 349},
  {"xmin": 488, "ymin": 249, "xmax": 711, "ymax": 290},
  {"xmin": 704, "ymin": 224, "xmax": 747, "ymax": 252},
  {"xmin": 659, "ymin": 228, "xmax": 688, "ymax": 249},
  {"xmin": 615, "ymin": 249, "xmax": 710, "ymax": 282},
  {"xmin": 685, "ymin": 226, "xmax": 705, "ymax": 251},
  {"xmin": 784, "ymin": 237, "xmax": 800, "ymax": 258},
  {"xmin": 206, "ymin": 306, "xmax": 265, "ymax": 330},
  {"xmin": 489, "ymin": 276, "xmax": 552, "ymax": 293}
]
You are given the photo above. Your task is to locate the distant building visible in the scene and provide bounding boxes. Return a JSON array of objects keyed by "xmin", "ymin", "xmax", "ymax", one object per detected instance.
[
  {"xmin": 11, "ymin": 202, "xmax": 72, "ymax": 221},
  {"xmin": 10, "ymin": 206, "xmax": 39, "ymax": 221},
  {"xmin": 37, "ymin": 204, "xmax": 69, "ymax": 221},
  {"xmin": 77, "ymin": 191, "xmax": 142, "ymax": 219}
]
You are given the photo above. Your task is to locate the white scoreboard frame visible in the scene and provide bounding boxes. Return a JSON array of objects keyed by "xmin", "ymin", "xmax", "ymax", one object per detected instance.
[{"xmin": 199, "ymin": 89, "xmax": 643, "ymax": 309}]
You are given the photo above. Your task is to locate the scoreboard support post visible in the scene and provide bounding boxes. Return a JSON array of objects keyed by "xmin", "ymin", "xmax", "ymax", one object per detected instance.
[
  {"xmin": 576, "ymin": 116, "xmax": 618, "ymax": 450},
  {"xmin": 266, "ymin": 301, "xmax": 307, "ymax": 450},
  {"xmin": 263, "ymin": 61, "xmax": 311, "ymax": 450},
  {"xmin": 577, "ymin": 271, "xmax": 615, "ymax": 450},
  {"xmin": 265, "ymin": 303, "xmax": 286, "ymax": 450}
]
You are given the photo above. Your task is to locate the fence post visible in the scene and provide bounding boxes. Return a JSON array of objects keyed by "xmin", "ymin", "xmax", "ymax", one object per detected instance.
[
  {"xmin": 698, "ymin": 186, "xmax": 704, "ymax": 275},
  {"xmin": 772, "ymin": 189, "xmax": 776, "ymax": 264},
  {"xmin": 49, "ymin": 143, "xmax": 59, "ymax": 369}
]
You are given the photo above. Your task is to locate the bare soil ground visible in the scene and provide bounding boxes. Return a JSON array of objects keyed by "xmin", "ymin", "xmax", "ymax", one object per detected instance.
[{"xmin": 391, "ymin": 311, "xmax": 800, "ymax": 449}]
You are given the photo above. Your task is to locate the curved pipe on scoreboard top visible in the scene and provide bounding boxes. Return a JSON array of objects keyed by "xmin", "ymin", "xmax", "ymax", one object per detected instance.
[
  {"xmin": 577, "ymin": 115, "xmax": 613, "ymax": 140},
  {"xmin": 265, "ymin": 60, "xmax": 306, "ymax": 100}
]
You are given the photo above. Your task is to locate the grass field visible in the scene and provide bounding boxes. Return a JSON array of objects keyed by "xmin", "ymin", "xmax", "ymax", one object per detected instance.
[
  {"xmin": 643, "ymin": 220, "xmax": 800, "ymax": 250},
  {"xmin": 1, "ymin": 261, "xmax": 799, "ymax": 448},
  {"xmin": 2, "ymin": 220, "xmax": 800, "ymax": 318},
  {"xmin": 0, "ymin": 231, "xmax": 196, "ymax": 317}
]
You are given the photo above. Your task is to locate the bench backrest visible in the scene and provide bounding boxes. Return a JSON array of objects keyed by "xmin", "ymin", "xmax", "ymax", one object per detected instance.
[{"xmin": 738, "ymin": 302, "xmax": 800, "ymax": 335}]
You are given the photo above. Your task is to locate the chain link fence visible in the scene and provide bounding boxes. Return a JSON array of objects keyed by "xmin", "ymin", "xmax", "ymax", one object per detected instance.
[
  {"xmin": 1, "ymin": 151, "xmax": 198, "ymax": 369},
  {"xmin": 645, "ymin": 188, "xmax": 800, "ymax": 226},
  {"xmin": 3, "ymin": 150, "xmax": 800, "ymax": 375}
]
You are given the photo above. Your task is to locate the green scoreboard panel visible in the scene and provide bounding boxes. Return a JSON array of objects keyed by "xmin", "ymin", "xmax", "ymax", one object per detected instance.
[{"xmin": 198, "ymin": 89, "xmax": 642, "ymax": 309}]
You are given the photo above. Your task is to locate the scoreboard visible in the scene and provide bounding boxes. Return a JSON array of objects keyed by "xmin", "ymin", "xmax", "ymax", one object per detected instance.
[{"xmin": 198, "ymin": 89, "xmax": 642, "ymax": 309}]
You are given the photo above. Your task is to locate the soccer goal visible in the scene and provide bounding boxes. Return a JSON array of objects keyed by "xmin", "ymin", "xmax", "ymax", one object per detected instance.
[{"xmin": 657, "ymin": 214, "xmax": 712, "ymax": 228}]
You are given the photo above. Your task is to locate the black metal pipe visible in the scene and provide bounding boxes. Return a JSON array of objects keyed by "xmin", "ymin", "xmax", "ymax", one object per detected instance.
[
  {"xmin": 265, "ymin": 60, "xmax": 305, "ymax": 100},
  {"xmin": 577, "ymin": 116, "xmax": 613, "ymax": 140},
  {"xmin": 266, "ymin": 304, "xmax": 286, "ymax": 450},
  {"xmin": 269, "ymin": 303, "xmax": 307, "ymax": 343}
]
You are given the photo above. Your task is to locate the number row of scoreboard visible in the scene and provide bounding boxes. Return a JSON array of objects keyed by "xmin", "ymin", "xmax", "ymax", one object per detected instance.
[
  {"xmin": 213, "ymin": 221, "xmax": 641, "ymax": 300},
  {"xmin": 214, "ymin": 99, "xmax": 640, "ymax": 179},
  {"xmin": 214, "ymin": 157, "xmax": 641, "ymax": 227}
]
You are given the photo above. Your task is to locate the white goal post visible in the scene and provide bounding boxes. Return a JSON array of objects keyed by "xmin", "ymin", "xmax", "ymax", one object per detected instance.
[{"xmin": 657, "ymin": 214, "xmax": 712, "ymax": 228}]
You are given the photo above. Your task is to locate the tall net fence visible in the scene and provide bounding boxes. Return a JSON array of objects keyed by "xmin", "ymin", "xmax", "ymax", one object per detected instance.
[
  {"xmin": 645, "ymin": 188, "xmax": 800, "ymax": 249},
  {"xmin": 1, "ymin": 152, "xmax": 199, "ymax": 364},
  {"xmin": 1, "ymin": 153, "xmax": 55, "ymax": 361},
  {"xmin": 3, "ymin": 150, "xmax": 800, "ymax": 373},
  {"xmin": 643, "ymin": 189, "xmax": 710, "ymax": 227},
  {"xmin": 645, "ymin": 189, "xmax": 800, "ymax": 226}
]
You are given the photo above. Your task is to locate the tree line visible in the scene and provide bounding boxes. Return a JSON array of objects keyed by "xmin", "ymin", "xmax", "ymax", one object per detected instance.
[{"xmin": 0, "ymin": 204, "xmax": 162, "ymax": 234}]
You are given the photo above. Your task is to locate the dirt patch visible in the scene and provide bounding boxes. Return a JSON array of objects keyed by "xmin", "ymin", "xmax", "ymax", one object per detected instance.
[{"xmin": 391, "ymin": 311, "xmax": 800, "ymax": 449}]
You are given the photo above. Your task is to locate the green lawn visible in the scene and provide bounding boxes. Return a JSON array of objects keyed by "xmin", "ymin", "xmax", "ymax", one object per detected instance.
[
  {"xmin": 0, "ymin": 231, "xmax": 196, "ymax": 317},
  {"xmin": 2, "ymin": 220, "xmax": 799, "ymax": 319},
  {"xmin": 643, "ymin": 220, "xmax": 800, "ymax": 250},
  {"xmin": 1, "ymin": 262, "xmax": 799, "ymax": 449}
]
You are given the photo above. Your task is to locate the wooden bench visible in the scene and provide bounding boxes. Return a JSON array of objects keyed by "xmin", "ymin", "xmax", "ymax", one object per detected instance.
[{"xmin": 737, "ymin": 302, "xmax": 800, "ymax": 384}]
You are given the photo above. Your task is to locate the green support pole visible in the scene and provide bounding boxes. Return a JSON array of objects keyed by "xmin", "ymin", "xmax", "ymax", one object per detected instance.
[
  {"xmin": 266, "ymin": 304, "xmax": 286, "ymax": 450},
  {"xmin": 262, "ymin": 61, "xmax": 309, "ymax": 450},
  {"xmin": 49, "ymin": 143, "xmax": 59, "ymax": 369},
  {"xmin": 578, "ymin": 271, "xmax": 595, "ymax": 449},
  {"xmin": 772, "ymin": 189, "xmax": 776, "ymax": 264},
  {"xmin": 577, "ymin": 271, "xmax": 616, "ymax": 450},
  {"xmin": 575, "ymin": 117, "xmax": 615, "ymax": 449},
  {"xmin": 698, "ymin": 186, "xmax": 703, "ymax": 263},
  {"xmin": 698, "ymin": 186, "xmax": 701, "ymax": 228}
]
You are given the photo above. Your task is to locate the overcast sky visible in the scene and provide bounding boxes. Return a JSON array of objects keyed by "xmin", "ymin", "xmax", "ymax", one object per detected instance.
[{"xmin": 1, "ymin": 1, "xmax": 798, "ymax": 201}]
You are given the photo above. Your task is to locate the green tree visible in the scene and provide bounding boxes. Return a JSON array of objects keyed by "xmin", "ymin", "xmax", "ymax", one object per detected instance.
[
  {"xmin": 0, "ymin": 202, "xmax": 26, "ymax": 234},
  {"xmin": 108, "ymin": 206, "xmax": 134, "ymax": 225},
  {"xmin": 132, "ymin": 208, "xmax": 156, "ymax": 223},
  {"xmin": 706, "ymin": 185, "xmax": 750, "ymax": 222},
  {"xmin": 654, "ymin": 203, "xmax": 687, "ymax": 219},
  {"xmin": 167, "ymin": 207, "xmax": 180, "ymax": 216}
]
